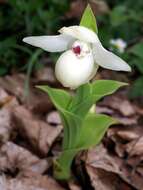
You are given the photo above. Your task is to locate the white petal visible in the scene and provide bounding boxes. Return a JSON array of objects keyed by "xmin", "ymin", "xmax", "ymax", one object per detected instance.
[
  {"xmin": 59, "ymin": 26, "xmax": 99, "ymax": 43},
  {"xmin": 93, "ymin": 41, "xmax": 131, "ymax": 71},
  {"xmin": 55, "ymin": 50, "xmax": 94, "ymax": 89},
  {"xmin": 23, "ymin": 34, "xmax": 74, "ymax": 52}
]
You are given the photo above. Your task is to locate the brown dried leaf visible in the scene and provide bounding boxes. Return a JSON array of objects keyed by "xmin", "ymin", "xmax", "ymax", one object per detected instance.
[
  {"xmin": 126, "ymin": 156, "xmax": 142, "ymax": 169},
  {"xmin": 19, "ymin": 174, "xmax": 65, "ymax": 190},
  {"xmin": 96, "ymin": 104, "xmax": 137, "ymax": 126},
  {"xmin": 86, "ymin": 145, "xmax": 122, "ymax": 174},
  {"xmin": 12, "ymin": 106, "xmax": 62, "ymax": 155},
  {"xmin": 46, "ymin": 111, "xmax": 61, "ymax": 125},
  {"xmin": 0, "ymin": 88, "xmax": 9, "ymax": 106},
  {"xmin": 0, "ymin": 94, "xmax": 19, "ymax": 144},
  {"xmin": 0, "ymin": 108, "xmax": 12, "ymax": 143},
  {"xmin": 134, "ymin": 104, "xmax": 143, "ymax": 115},
  {"xmin": 85, "ymin": 144, "xmax": 143, "ymax": 190},
  {"xmin": 125, "ymin": 137, "xmax": 143, "ymax": 156},
  {"xmin": 99, "ymin": 96, "xmax": 135, "ymax": 117},
  {"xmin": 116, "ymin": 116, "xmax": 138, "ymax": 125},
  {"xmin": 34, "ymin": 67, "xmax": 57, "ymax": 85},
  {"xmin": 86, "ymin": 166, "xmax": 132, "ymax": 190},
  {"xmin": 68, "ymin": 180, "xmax": 82, "ymax": 190},
  {"xmin": 136, "ymin": 166, "xmax": 143, "ymax": 176},
  {"xmin": 107, "ymin": 125, "xmax": 143, "ymax": 158},
  {"xmin": 107, "ymin": 125, "xmax": 142, "ymax": 142},
  {"xmin": 0, "ymin": 75, "xmax": 26, "ymax": 100},
  {"xmin": 0, "ymin": 74, "xmax": 53, "ymax": 113},
  {"xmin": 0, "ymin": 174, "xmax": 65, "ymax": 190},
  {"xmin": 0, "ymin": 87, "xmax": 19, "ymax": 108},
  {"xmin": 0, "ymin": 142, "xmax": 49, "ymax": 174},
  {"xmin": 96, "ymin": 106, "xmax": 114, "ymax": 115}
]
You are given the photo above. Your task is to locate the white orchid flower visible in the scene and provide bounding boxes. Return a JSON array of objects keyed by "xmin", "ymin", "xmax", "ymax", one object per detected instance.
[
  {"xmin": 110, "ymin": 38, "xmax": 127, "ymax": 53},
  {"xmin": 23, "ymin": 26, "xmax": 131, "ymax": 89}
]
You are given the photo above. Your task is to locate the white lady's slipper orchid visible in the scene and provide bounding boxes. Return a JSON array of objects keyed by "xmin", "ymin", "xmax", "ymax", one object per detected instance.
[{"xmin": 23, "ymin": 25, "xmax": 131, "ymax": 88}]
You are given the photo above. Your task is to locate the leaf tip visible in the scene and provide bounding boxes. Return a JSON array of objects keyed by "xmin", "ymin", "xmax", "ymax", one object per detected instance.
[
  {"xmin": 35, "ymin": 85, "xmax": 49, "ymax": 92},
  {"xmin": 111, "ymin": 118, "xmax": 119, "ymax": 125},
  {"xmin": 120, "ymin": 82, "xmax": 129, "ymax": 87},
  {"xmin": 35, "ymin": 85, "xmax": 42, "ymax": 90},
  {"xmin": 80, "ymin": 3, "xmax": 98, "ymax": 33},
  {"xmin": 86, "ymin": 3, "xmax": 92, "ymax": 10}
]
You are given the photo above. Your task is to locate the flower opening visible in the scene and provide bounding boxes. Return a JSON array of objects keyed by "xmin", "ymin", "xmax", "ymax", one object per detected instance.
[{"xmin": 72, "ymin": 46, "xmax": 81, "ymax": 55}]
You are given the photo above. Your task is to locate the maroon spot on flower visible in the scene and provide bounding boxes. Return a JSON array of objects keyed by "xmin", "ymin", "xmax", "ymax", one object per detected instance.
[{"xmin": 72, "ymin": 46, "xmax": 81, "ymax": 55}]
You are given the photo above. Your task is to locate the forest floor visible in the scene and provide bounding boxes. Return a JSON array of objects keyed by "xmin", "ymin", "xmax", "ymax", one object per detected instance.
[{"xmin": 0, "ymin": 66, "xmax": 143, "ymax": 190}]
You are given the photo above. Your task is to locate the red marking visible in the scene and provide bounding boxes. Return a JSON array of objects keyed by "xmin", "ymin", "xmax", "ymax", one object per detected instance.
[{"xmin": 72, "ymin": 46, "xmax": 81, "ymax": 55}]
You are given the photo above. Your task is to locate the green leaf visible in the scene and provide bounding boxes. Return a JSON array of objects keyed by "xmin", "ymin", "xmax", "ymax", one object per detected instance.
[
  {"xmin": 77, "ymin": 113, "xmax": 117, "ymax": 149},
  {"xmin": 91, "ymin": 80, "xmax": 128, "ymax": 102},
  {"xmin": 54, "ymin": 148, "xmax": 78, "ymax": 180},
  {"xmin": 69, "ymin": 80, "xmax": 127, "ymax": 118},
  {"xmin": 80, "ymin": 4, "xmax": 98, "ymax": 33},
  {"xmin": 38, "ymin": 82, "xmax": 123, "ymax": 180},
  {"xmin": 36, "ymin": 85, "xmax": 75, "ymax": 149},
  {"xmin": 69, "ymin": 84, "xmax": 91, "ymax": 109},
  {"xmin": 69, "ymin": 83, "xmax": 93, "ymax": 118},
  {"xmin": 54, "ymin": 113, "xmax": 117, "ymax": 180},
  {"xmin": 63, "ymin": 80, "xmax": 125, "ymax": 148},
  {"xmin": 36, "ymin": 85, "xmax": 72, "ymax": 110},
  {"xmin": 61, "ymin": 111, "xmax": 82, "ymax": 149},
  {"xmin": 37, "ymin": 85, "xmax": 82, "ymax": 149}
]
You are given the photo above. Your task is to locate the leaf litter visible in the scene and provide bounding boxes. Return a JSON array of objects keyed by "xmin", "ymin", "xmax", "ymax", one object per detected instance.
[{"xmin": 0, "ymin": 67, "xmax": 143, "ymax": 189}]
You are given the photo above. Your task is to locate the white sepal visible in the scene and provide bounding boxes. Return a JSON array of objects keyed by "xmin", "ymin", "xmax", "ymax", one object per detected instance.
[
  {"xmin": 23, "ymin": 34, "xmax": 74, "ymax": 52},
  {"xmin": 93, "ymin": 41, "xmax": 131, "ymax": 72},
  {"xmin": 59, "ymin": 26, "xmax": 99, "ymax": 44},
  {"xmin": 55, "ymin": 50, "xmax": 94, "ymax": 89}
]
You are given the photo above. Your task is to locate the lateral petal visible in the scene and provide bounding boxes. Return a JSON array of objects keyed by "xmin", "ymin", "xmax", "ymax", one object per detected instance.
[
  {"xmin": 23, "ymin": 34, "xmax": 74, "ymax": 52},
  {"xmin": 93, "ymin": 41, "xmax": 131, "ymax": 71}
]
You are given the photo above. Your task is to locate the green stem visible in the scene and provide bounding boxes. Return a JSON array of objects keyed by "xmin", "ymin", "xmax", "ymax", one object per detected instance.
[
  {"xmin": 54, "ymin": 149, "xmax": 77, "ymax": 180},
  {"xmin": 24, "ymin": 49, "xmax": 42, "ymax": 98}
]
